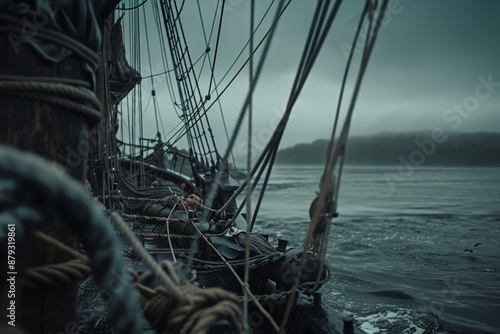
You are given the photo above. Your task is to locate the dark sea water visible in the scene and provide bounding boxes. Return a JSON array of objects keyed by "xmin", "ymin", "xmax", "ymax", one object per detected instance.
[{"xmin": 251, "ymin": 165, "xmax": 500, "ymax": 334}]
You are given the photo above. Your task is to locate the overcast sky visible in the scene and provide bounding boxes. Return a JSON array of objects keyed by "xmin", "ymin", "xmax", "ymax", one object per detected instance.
[{"xmin": 121, "ymin": 0, "xmax": 500, "ymax": 157}]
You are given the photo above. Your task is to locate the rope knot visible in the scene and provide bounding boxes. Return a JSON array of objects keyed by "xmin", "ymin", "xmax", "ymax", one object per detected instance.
[{"xmin": 137, "ymin": 263, "xmax": 243, "ymax": 334}]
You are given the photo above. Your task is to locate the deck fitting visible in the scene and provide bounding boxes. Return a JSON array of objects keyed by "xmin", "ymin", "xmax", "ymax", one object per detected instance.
[{"xmin": 342, "ymin": 316, "xmax": 354, "ymax": 334}]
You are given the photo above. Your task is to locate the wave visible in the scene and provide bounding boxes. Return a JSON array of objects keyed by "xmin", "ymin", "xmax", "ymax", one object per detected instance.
[
  {"xmin": 369, "ymin": 289, "xmax": 414, "ymax": 301},
  {"xmin": 356, "ymin": 308, "xmax": 442, "ymax": 334}
]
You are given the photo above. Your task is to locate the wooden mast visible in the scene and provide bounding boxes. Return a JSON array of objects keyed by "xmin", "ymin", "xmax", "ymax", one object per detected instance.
[{"xmin": 0, "ymin": 1, "xmax": 106, "ymax": 332}]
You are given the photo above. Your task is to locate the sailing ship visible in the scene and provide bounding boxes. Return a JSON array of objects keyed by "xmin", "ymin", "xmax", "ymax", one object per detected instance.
[{"xmin": 0, "ymin": 0, "xmax": 389, "ymax": 333}]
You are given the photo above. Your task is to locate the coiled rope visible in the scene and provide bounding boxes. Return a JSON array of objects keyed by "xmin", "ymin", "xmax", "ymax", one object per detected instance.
[
  {"xmin": 0, "ymin": 75, "xmax": 102, "ymax": 125},
  {"xmin": 23, "ymin": 259, "xmax": 90, "ymax": 289},
  {"xmin": 111, "ymin": 212, "xmax": 244, "ymax": 334},
  {"xmin": 0, "ymin": 146, "xmax": 143, "ymax": 334},
  {"xmin": 0, "ymin": 13, "xmax": 99, "ymax": 69},
  {"xmin": 20, "ymin": 231, "xmax": 91, "ymax": 290},
  {"xmin": 0, "ymin": 11, "xmax": 102, "ymax": 124}
]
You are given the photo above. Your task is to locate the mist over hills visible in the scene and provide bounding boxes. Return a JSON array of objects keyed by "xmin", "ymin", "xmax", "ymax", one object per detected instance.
[{"xmin": 275, "ymin": 132, "xmax": 500, "ymax": 166}]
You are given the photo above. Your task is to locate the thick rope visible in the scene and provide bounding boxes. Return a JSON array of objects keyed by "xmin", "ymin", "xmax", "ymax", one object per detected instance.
[
  {"xmin": 111, "ymin": 212, "xmax": 183, "ymax": 298},
  {"xmin": 119, "ymin": 231, "xmax": 196, "ymax": 239},
  {"xmin": 0, "ymin": 81, "xmax": 100, "ymax": 110},
  {"xmin": 98, "ymin": 194, "xmax": 202, "ymax": 208},
  {"xmin": 164, "ymin": 203, "xmax": 179, "ymax": 262},
  {"xmin": 0, "ymin": 13, "xmax": 99, "ymax": 69},
  {"xmin": 0, "ymin": 80, "xmax": 102, "ymax": 124},
  {"xmin": 33, "ymin": 230, "xmax": 90, "ymax": 263},
  {"xmin": 22, "ymin": 259, "xmax": 90, "ymax": 289},
  {"xmin": 0, "ymin": 74, "xmax": 91, "ymax": 88},
  {"xmin": 0, "ymin": 147, "xmax": 144, "ymax": 334},
  {"xmin": 112, "ymin": 212, "xmax": 244, "ymax": 333},
  {"xmin": 137, "ymin": 265, "xmax": 243, "ymax": 334},
  {"xmin": 120, "ymin": 212, "xmax": 194, "ymax": 224},
  {"xmin": 19, "ymin": 231, "xmax": 92, "ymax": 289}
]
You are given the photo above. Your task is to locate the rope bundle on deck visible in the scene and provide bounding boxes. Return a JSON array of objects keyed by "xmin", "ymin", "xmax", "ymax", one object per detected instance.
[
  {"xmin": 112, "ymin": 212, "xmax": 244, "ymax": 334},
  {"xmin": 139, "ymin": 276, "xmax": 242, "ymax": 334}
]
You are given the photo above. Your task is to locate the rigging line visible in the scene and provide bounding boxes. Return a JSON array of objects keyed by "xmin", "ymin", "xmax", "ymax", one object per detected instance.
[
  {"xmin": 193, "ymin": 1, "xmax": 214, "ymax": 81},
  {"xmin": 246, "ymin": 0, "xmax": 337, "ymax": 181},
  {"xmin": 152, "ymin": 1, "xmax": 180, "ymax": 117},
  {"xmin": 142, "ymin": 68, "xmax": 175, "ymax": 78},
  {"xmin": 118, "ymin": 0, "xmax": 149, "ymax": 11},
  {"xmin": 209, "ymin": 55, "xmax": 238, "ymax": 169},
  {"xmin": 289, "ymin": 0, "xmax": 344, "ymax": 114},
  {"xmin": 164, "ymin": 2, "xmax": 207, "ymax": 160},
  {"xmin": 327, "ymin": 0, "xmax": 379, "ymax": 175},
  {"xmin": 292, "ymin": 2, "xmax": 390, "ymax": 331},
  {"xmin": 248, "ymin": 148, "xmax": 277, "ymax": 231},
  {"xmin": 263, "ymin": 0, "xmax": 343, "ymax": 170},
  {"xmin": 196, "ymin": 1, "xmax": 237, "ymax": 173},
  {"xmin": 200, "ymin": 0, "xmax": 287, "ymax": 224},
  {"xmin": 329, "ymin": 0, "xmax": 382, "ymax": 204},
  {"xmin": 218, "ymin": 0, "xmax": 330, "ymax": 220},
  {"xmin": 293, "ymin": 0, "xmax": 330, "ymax": 95},
  {"xmin": 154, "ymin": 98, "xmax": 166, "ymax": 140},
  {"xmin": 206, "ymin": 0, "xmax": 221, "ymax": 47},
  {"xmin": 278, "ymin": 0, "xmax": 351, "ymax": 329},
  {"xmin": 163, "ymin": 9, "xmax": 205, "ymax": 147},
  {"xmin": 171, "ymin": 1, "xmax": 218, "ymax": 164},
  {"xmin": 172, "ymin": 13, "xmax": 219, "ymax": 166},
  {"xmin": 187, "ymin": 222, "xmax": 280, "ymax": 332},
  {"xmin": 137, "ymin": 2, "xmax": 146, "ymax": 184},
  {"xmin": 328, "ymin": 0, "xmax": 370, "ymax": 156},
  {"xmin": 207, "ymin": 0, "xmax": 226, "ymax": 96},
  {"xmin": 196, "ymin": 0, "xmax": 210, "ymax": 46},
  {"xmin": 210, "ymin": 0, "xmax": 277, "ymax": 95},
  {"xmin": 174, "ymin": 0, "xmax": 186, "ymax": 21},
  {"xmin": 231, "ymin": 147, "xmax": 275, "ymax": 222},
  {"xmin": 182, "ymin": 0, "xmax": 288, "ymax": 274},
  {"xmin": 186, "ymin": 1, "xmax": 281, "ymax": 164},
  {"xmin": 142, "ymin": 4, "xmax": 161, "ymax": 136},
  {"xmin": 309, "ymin": 0, "xmax": 376, "ymax": 306},
  {"xmin": 131, "ymin": 2, "xmax": 192, "ymax": 172},
  {"xmin": 152, "ymin": 2, "xmax": 184, "ymax": 128},
  {"xmin": 243, "ymin": 1, "xmax": 255, "ymax": 332},
  {"xmin": 166, "ymin": 7, "xmax": 288, "ymax": 149},
  {"xmin": 130, "ymin": 10, "xmax": 137, "ymax": 162},
  {"xmin": 164, "ymin": 9, "xmax": 276, "ymax": 147},
  {"xmin": 160, "ymin": 3, "xmax": 198, "ymax": 156},
  {"xmin": 142, "ymin": 50, "xmax": 206, "ymax": 80},
  {"xmin": 165, "ymin": 0, "xmax": 291, "ymax": 148}
]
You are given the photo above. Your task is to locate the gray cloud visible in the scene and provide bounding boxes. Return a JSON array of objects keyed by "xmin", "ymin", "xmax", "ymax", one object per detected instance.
[{"xmin": 121, "ymin": 0, "xmax": 500, "ymax": 157}]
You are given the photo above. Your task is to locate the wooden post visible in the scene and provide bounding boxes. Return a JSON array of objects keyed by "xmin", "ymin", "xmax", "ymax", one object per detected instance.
[{"xmin": 0, "ymin": 21, "xmax": 98, "ymax": 333}]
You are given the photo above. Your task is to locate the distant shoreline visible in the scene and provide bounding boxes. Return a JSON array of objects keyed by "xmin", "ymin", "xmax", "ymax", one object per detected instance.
[
  {"xmin": 273, "ymin": 163, "xmax": 500, "ymax": 168},
  {"xmin": 275, "ymin": 132, "xmax": 500, "ymax": 167}
]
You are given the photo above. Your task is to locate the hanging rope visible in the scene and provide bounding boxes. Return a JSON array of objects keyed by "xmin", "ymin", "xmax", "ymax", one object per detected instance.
[
  {"xmin": 206, "ymin": 0, "xmax": 225, "ymax": 96},
  {"xmin": 117, "ymin": 0, "xmax": 149, "ymax": 11},
  {"xmin": 279, "ymin": 1, "xmax": 390, "ymax": 330},
  {"xmin": 243, "ymin": 1, "xmax": 256, "ymax": 331}
]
